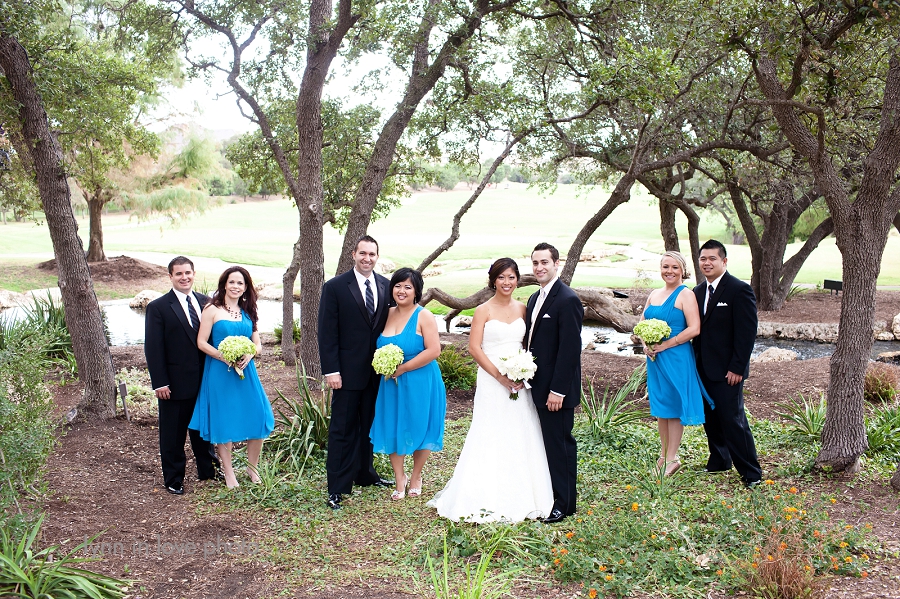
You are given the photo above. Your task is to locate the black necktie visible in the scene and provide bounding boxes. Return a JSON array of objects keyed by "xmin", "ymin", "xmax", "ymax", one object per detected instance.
[
  {"xmin": 705, "ymin": 285, "xmax": 715, "ymax": 315},
  {"xmin": 186, "ymin": 296, "xmax": 200, "ymax": 331},
  {"xmin": 365, "ymin": 279, "xmax": 375, "ymax": 322}
]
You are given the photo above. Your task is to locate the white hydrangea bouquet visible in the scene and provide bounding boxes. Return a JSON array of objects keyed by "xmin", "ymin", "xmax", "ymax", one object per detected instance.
[
  {"xmin": 633, "ymin": 318, "xmax": 672, "ymax": 362},
  {"xmin": 372, "ymin": 343, "xmax": 404, "ymax": 384},
  {"xmin": 218, "ymin": 335, "xmax": 257, "ymax": 379},
  {"xmin": 497, "ymin": 349, "xmax": 537, "ymax": 400}
]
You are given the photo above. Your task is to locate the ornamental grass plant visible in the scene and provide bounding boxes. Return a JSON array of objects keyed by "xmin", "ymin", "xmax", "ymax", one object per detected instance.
[
  {"xmin": 863, "ymin": 362, "xmax": 899, "ymax": 403},
  {"xmin": 437, "ymin": 344, "xmax": 478, "ymax": 391}
]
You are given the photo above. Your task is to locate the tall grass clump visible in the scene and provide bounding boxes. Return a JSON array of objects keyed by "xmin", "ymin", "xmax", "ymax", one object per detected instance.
[
  {"xmin": 863, "ymin": 362, "xmax": 899, "ymax": 403},
  {"xmin": 424, "ymin": 525, "xmax": 524, "ymax": 599},
  {"xmin": 273, "ymin": 318, "xmax": 301, "ymax": 343},
  {"xmin": 0, "ymin": 516, "xmax": 130, "ymax": 598},
  {"xmin": 437, "ymin": 344, "xmax": 478, "ymax": 391},
  {"xmin": 865, "ymin": 403, "xmax": 900, "ymax": 456},
  {"xmin": 581, "ymin": 366, "xmax": 649, "ymax": 437},
  {"xmin": 270, "ymin": 363, "xmax": 331, "ymax": 468},
  {"xmin": 777, "ymin": 393, "xmax": 827, "ymax": 441}
]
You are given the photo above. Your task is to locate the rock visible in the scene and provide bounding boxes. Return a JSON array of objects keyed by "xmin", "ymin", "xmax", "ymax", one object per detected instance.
[
  {"xmin": 756, "ymin": 321, "xmax": 839, "ymax": 343},
  {"xmin": 584, "ymin": 342, "xmax": 596, "ymax": 350},
  {"xmin": 893, "ymin": 313, "xmax": 900, "ymax": 338},
  {"xmin": 0, "ymin": 289, "xmax": 26, "ymax": 309},
  {"xmin": 876, "ymin": 331, "xmax": 896, "ymax": 342},
  {"xmin": 374, "ymin": 259, "xmax": 396, "ymax": 274},
  {"xmin": 456, "ymin": 315, "xmax": 473, "ymax": 327},
  {"xmin": 593, "ymin": 333, "xmax": 609, "ymax": 344},
  {"xmin": 422, "ymin": 268, "xmax": 443, "ymax": 278},
  {"xmin": 876, "ymin": 351, "xmax": 900, "ymax": 365},
  {"xmin": 579, "ymin": 252, "xmax": 597, "ymax": 262},
  {"xmin": 751, "ymin": 347, "xmax": 799, "ymax": 364},
  {"xmin": 256, "ymin": 282, "xmax": 283, "ymax": 301},
  {"xmin": 129, "ymin": 290, "xmax": 162, "ymax": 310},
  {"xmin": 891, "ymin": 466, "xmax": 900, "ymax": 492}
]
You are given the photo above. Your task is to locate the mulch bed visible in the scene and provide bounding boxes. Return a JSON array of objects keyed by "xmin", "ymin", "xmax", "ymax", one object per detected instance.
[
  {"xmin": 32, "ymin": 297, "xmax": 900, "ymax": 598},
  {"xmin": 38, "ymin": 255, "xmax": 167, "ymax": 282}
]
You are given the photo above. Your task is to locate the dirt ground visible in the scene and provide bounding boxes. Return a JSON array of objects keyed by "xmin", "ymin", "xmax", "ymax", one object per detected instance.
[{"xmin": 27, "ymin": 281, "xmax": 900, "ymax": 598}]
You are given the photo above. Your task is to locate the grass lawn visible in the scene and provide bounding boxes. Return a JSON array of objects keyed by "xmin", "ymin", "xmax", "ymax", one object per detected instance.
[{"xmin": 2, "ymin": 184, "xmax": 899, "ymax": 293}]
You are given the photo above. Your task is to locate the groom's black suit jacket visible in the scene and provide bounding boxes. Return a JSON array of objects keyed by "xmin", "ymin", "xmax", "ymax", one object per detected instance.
[
  {"xmin": 145, "ymin": 289, "xmax": 209, "ymax": 400},
  {"xmin": 524, "ymin": 279, "xmax": 584, "ymax": 409},
  {"xmin": 692, "ymin": 271, "xmax": 757, "ymax": 381},
  {"xmin": 317, "ymin": 269, "xmax": 390, "ymax": 390}
]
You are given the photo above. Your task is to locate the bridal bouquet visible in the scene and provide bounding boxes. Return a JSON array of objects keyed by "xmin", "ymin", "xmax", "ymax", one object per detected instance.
[
  {"xmin": 218, "ymin": 335, "xmax": 257, "ymax": 379},
  {"xmin": 633, "ymin": 318, "xmax": 671, "ymax": 362},
  {"xmin": 497, "ymin": 349, "xmax": 537, "ymax": 400},
  {"xmin": 373, "ymin": 343, "xmax": 404, "ymax": 384}
]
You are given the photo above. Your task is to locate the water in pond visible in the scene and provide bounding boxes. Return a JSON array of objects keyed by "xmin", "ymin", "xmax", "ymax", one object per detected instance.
[{"xmin": 3, "ymin": 302, "xmax": 898, "ymax": 359}]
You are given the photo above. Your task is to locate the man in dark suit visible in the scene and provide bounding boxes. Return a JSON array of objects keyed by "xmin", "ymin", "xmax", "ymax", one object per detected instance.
[
  {"xmin": 524, "ymin": 242, "xmax": 584, "ymax": 523},
  {"xmin": 692, "ymin": 239, "xmax": 762, "ymax": 487},
  {"xmin": 144, "ymin": 256, "xmax": 219, "ymax": 495},
  {"xmin": 318, "ymin": 235, "xmax": 393, "ymax": 510}
]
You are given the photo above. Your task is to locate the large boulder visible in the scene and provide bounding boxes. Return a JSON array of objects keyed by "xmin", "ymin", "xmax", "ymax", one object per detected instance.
[
  {"xmin": 751, "ymin": 347, "xmax": 799, "ymax": 364},
  {"xmin": 129, "ymin": 290, "xmax": 162, "ymax": 310},
  {"xmin": 876, "ymin": 331, "xmax": 896, "ymax": 342},
  {"xmin": 893, "ymin": 313, "xmax": 900, "ymax": 339},
  {"xmin": 755, "ymin": 322, "xmax": 839, "ymax": 343},
  {"xmin": 0, "ymin": 289, "xmax": 26, "ymax": 310},
  {"xmin": 876, "ymin": 351, "xmax": 900, "ymax": 365},
  {"xmin": 374, "ymin": 259, "xmax": 396, "ymax": 275}
]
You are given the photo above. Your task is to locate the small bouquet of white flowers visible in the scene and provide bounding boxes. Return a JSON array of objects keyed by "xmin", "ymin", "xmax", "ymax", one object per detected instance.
[
  {"xmin": 497, "ymin": 349, "xmax": 538, "ymax": 400},
  {"xmin": 218, "ymin": 335, "xmax": 257, "ymax": 379},
  {"xmin": 372, "ymin": 343, "xmax": 404, "ymax": 384},
  {"xmin": 633, "ymin": 318, "xmax": 672, "ymax": 362}
]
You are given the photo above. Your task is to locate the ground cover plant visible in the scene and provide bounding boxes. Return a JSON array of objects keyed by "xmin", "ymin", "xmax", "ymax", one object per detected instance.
[{"xmin": 184, "ymin": 368, "xmax": 886, "ymax": 599}]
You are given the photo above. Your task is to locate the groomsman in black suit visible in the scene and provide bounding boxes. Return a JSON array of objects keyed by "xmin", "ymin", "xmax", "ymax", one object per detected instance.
[
  {"xmin": 692, "ymin": 240, "xmax": 762, "ymax": 487},
  {"xmin": 524, "ymin": 242, "xmax": 584, "ymax": 523},
  {"xmin": 144, "ymin": 256, "xmax": 220, "ymax": 495},
  {"xmin": 318, "ymin": 235, "xmax": 393, "ymax": 510}
]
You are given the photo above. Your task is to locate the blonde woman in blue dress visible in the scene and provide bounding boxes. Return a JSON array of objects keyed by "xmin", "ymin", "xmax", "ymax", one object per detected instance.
[{"xmin": 641, "ymin": 251, "xmax": 713, "ymax": 477}]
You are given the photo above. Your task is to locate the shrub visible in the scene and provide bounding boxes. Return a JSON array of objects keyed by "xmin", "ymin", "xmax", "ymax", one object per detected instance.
[
  {"xmin": 437, "ymin": 344, "xmax": 478, "ymax": 391},
  {"xmin": 866, "ymin": 403, "xmax": 900, "ymax": 456},
  {"xmin": 864, "ymin": 362, "xmax": 899, "ymax": 403},
  {"xmin": 736, "ymin": 527, "xmax": 824, "ymax": 599},
  {"xmin": 0, "ymin": 330, "xmax": 56, "ymax": 522},
  {"xmin": 270, "ymin": 363, "xmax": 331, "ymax": 462},
  {"xmin": 273, "ymin": 318, "xmax": 301, "ymax": 343}
]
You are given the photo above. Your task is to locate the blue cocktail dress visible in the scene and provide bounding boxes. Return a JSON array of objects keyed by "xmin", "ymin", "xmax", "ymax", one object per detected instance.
[
  {"xmin": 370, "ymin": 306, "xmax": 446, "ymax": 455},
  {"xmin": 644, "ymin": 286, "xmax": 714, "ymax": 425},
  {"xmin": 189, "ymin": 312, "xmax": 275, "ymax": 444}
]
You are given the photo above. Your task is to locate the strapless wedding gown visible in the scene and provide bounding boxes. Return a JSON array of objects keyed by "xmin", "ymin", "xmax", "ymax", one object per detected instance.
[{"xmin": 427, "ymin": 319, "xmax": 553, "ymax": 523}]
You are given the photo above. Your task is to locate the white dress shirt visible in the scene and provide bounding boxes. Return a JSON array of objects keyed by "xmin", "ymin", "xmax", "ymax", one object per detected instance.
[{"xmin": 704, "ymin": 273, "xmax": 725, "ymax": 315}]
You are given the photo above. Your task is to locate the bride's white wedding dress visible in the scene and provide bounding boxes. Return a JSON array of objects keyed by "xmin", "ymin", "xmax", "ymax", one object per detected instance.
[{"xmin": 427, "ymin": 318, "xmax": 553, "ymax": 523}]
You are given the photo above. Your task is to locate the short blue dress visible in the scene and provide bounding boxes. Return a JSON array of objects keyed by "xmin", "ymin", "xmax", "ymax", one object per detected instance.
[
  {"xmin": 370, "ymin": 306, "xmax": 446, "ymax": 455},
  {"xmin": 644, "ymin": 286, "xmax": 714, "ymax": 426},
  {"xmin": 189, "ymin": 312, "xmax": 275, "ymax": 444}
]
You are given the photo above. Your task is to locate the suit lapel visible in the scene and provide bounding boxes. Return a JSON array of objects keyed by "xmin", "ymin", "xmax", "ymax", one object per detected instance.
[
  {"xmin": 347, "ymin": 273, "xmax": 371, "ymax": 326},
  {"xmin": 169, "ymin": 291, "xmax": 197, "ymax": 345},
  {"xmin": 374, "ymin": 276, "xmax": 388, "ymax": 324}
]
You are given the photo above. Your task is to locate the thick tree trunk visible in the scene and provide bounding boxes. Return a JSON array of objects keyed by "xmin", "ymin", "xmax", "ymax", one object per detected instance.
[
  {"xmin": 0, "ymin": 34, "xmax": 116, "ymax": 418},
  {"xmin": 560, "ymin": 174, "xmax": 635, "ymax": 284},
  {"xmin": 891, "ymin": 465, "xmax": 900, "ymax": 491},
  {"xmin": 85, "ymin": 193, "xmax": 107, "ymax": 262},
  {"xmin": 676, "ymin": 201, "xmax": 702, "ymax": 285},
  {"xmin": 659, "ymin": 199, "xmax": 679, "ymax": 252},
  {"xmin": 281, "ymin": 238, "xmax": 302, "ymax": 366},
  {"xmin": 816, "ymin": 213, "xmax": 887, "ymax": 472}
]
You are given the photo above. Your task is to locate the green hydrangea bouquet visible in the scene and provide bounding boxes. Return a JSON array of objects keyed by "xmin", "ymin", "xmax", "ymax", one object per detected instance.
[
  {"xmin": 372, "ymin": 344, "xmax": 404, "ymax": 384},
  {"xmin": 218, "ymin": 335, "xmax": 257, "ymax": 379},
  {"xmin": 633, "ymin": 318, "xmax": 672, "ymax": 362}
]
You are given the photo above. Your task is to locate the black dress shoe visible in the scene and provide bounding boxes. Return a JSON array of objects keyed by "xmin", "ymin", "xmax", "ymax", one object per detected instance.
[
  {"xmin": 327, "ymin": 493, "xmax": 343, "ymax": 510},
  {"xmin": 541, "ymin": 508, "xmax": 566, "ymax": 524},
  {"xmin": 166, "ymin": 485, "xmax": 184, "ymax": 495},
  {"xmin": 743, "ymin": 479, "xmax": 761, "ymax": 489},
  {"xmin": 371, "ymin": 478, "xmax": 394, "ymax": 488}
]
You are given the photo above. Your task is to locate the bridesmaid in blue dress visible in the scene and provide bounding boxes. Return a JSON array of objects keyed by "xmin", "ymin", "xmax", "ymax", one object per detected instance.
[
  {"xmin": 370, "ymin": 268, "xmax": 446, "ymax": 500},
  {"xmin": 640, "ymin": 251, "xmax": 713, "ymax": 477},
  {"xmin": 190, "ymin": 266, "xmax": 274, "ymax": 489}
]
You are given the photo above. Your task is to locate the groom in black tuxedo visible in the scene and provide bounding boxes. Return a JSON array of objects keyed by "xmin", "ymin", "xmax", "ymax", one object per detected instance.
[
  {"xmin": 692, "ymin": 239, "xmax": 762, "ymax": 487},
  {"xmin": 318, "ymin": 235, "xmax": 393, "ymax": 510},
  {"xmin": 144, "ymin": 256, "xmax": 220, "ymax": 495},
  {"xmin": 524, "ymin": 242, "xmax": 584, "ymax": 523}
]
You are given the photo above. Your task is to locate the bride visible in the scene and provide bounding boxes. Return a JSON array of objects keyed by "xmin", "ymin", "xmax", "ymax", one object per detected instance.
[{"xmin": 428, "ymin": 258, "xmax": 553, "ymax": 522}]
